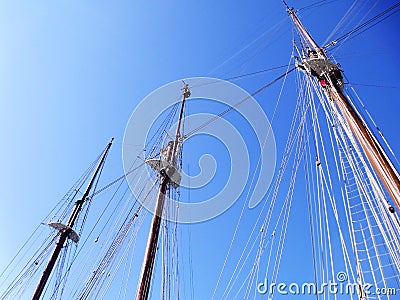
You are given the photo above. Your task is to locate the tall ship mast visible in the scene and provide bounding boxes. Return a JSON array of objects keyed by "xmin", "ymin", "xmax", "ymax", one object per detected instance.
[
  {"xmin": 135, "ymin": 83, "xmax": 190, "ymax": 300},
  {"xmin": 0, "ymin": 2, "xmax": 399, "ymax": 299},
  {"xmin": 287, "ymin": 4, "xmax": 400, "ymax": 211}
]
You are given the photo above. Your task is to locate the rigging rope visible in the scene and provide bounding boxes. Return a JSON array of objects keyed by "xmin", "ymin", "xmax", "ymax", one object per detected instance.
[
  {"xmin": 213, "ymin": 53, "xmax": 294, "ymax": 299},
  {"xmin": 223, "ymin": 64, "xmax": 294, "ymax": 81},
  {"xmin": 298, "ymin": 0, "xmax": 344, "ymax": 12},
  {"xmin": 185, "ymin": 67, "xmax": 296, "ymax": 140},
  {"xmin": 91, "ymin": 162, "xmax": 145, "ymax": 197},
  {"xmin": 324, "ymin": 2, "xmax": 400, "ymax": 50}
]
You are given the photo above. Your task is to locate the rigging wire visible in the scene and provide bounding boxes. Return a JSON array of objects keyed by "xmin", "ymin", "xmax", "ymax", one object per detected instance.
[
  {"xmin": 345, "ymin": 82, "xmax": 400, "ymax": 89},
  {"xmin": 4, "ymin": 2, "xmax": 400, "ymax": 298},
  {"xmin": 1, "ymin": 43, "xmax": 296, "ymax": 300},
  {"xmin": 91, "ymin": 162, "xmax": 146, "ymax": 197},
  {"xmin": 223, "ymin": 64, "xmax": 294, "ymax": 82},
  {"xmin": 215, "ymin": 64, "xmax": 309, "ymax": 298},
  {"xmin": 322, "ymin": 0, "xmax": 364, "ymax": 46},
  {"xmin": 185, "ymin": 67, "xmax": 296, "ymax": 140},
  {"xmin": 213, "ymin": 53, "xmax": 294, "ymax": 300},
  {"xmin": 52, "ymin": 177, "xmax": 138, "ymax": 298},
  {"xmin": 302, "ymin": 76, "xmax": 321, "ymax": 300},
  {"xmin": 247, "ymin": 78, "xmax": 307, "ymax": 291},
  {"xmin": 76, "ymin": 180, "xmax": 157, "ymax": 299},
  {"xmin": 0, "ymin": 152, "xmax": 105, "ymax": 298},
  {"xmin": 341, "ymin": 76, "xmax": 400, "ymax": 170},
  {"xmin": 298, "ymin": 0, "xmax": 344, "ymax": 12},
  {"xmin": 324, "ymin": 2, "xmax": 400, "ymax": 50},
  {"xmin": 299, "ymin": 38, "xmax": 400, "ymax": 291},
  {"xmin": 0, "ymin": 160, "xmax": 96, "ymax": 276},
  {"xmin": 205, "ymin": 16, "xmax": 288, "ymax": 78}
]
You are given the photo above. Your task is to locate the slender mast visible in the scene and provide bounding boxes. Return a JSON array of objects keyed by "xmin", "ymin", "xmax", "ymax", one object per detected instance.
[
  {"xmin": 31, "ymin": 138, "xmax": 114, "ymax": 300},
  {"xmin": 287, "ymin": 6, "xmax": 400, "ymax": 211},
  {"xmin": 135, "ymin": 83, "xmax": 190, "ymax": 300}
]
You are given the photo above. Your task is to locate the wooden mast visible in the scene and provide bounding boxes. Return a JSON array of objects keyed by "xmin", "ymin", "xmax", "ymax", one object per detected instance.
[
  {"xmin": 135, "ymin": 83, "xmax": 190, "ymax": 300},
  {"xmin": 31, "ymin": 138, "xmax": 114, "ymax": 300},
  {"xmin": 287, "ymin": 6, "xmax": 400, "ymax": 212}
]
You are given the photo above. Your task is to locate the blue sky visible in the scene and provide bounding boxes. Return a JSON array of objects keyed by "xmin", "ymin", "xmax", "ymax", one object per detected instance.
[{"xmin": 0, "ymin": 1, "xmax": 399, "ymax": 299}]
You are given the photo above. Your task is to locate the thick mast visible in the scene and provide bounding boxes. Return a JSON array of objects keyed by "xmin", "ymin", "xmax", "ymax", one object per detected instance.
[
  {"xmin": 31, "ymin": 138, "xmax": 114, "ymax": 300},
  {"xmin": 287, "ymin": 7, "xmax": 400, "ymax": 211},
  {"xmin": 135, "ymin": 84, "xmax": 190, "ymax": 300}
]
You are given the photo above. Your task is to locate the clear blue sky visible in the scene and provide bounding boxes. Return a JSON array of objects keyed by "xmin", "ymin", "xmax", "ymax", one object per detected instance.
[{"xmin": 0, "ymin": 1, "xmax": 399, "ymax": 299}]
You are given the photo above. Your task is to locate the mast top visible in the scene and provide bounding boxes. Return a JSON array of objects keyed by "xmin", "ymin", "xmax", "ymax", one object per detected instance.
[
  {"xmin": 181, "ymin": 81, "xmax": 191, "ymax": 99},
  {"xmin": 282, "ymin": 1, "xmax": 291, "ymax": 11},
  {"xmin": 286, "ymin": 4, "xmax": 326, "ymax": 58}
]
